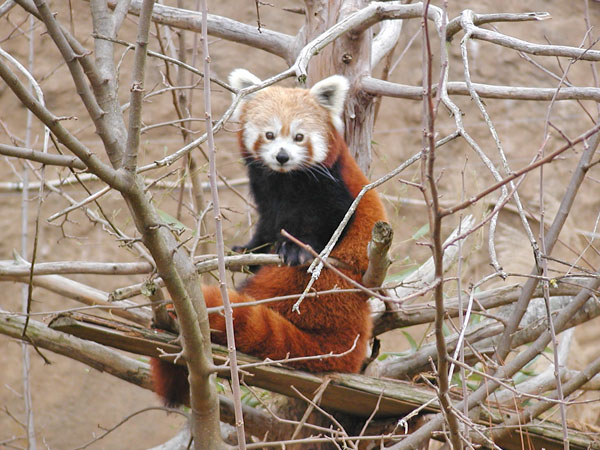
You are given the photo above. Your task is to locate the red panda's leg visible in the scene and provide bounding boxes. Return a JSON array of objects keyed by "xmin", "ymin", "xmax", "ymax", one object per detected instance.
[
  {"xmin": 153, "ymin": 284, "xmax": 365, "ymax": 406},
  {"xmin": 202, "ymin": 285, "xmax": 365, "ymax": 373}
]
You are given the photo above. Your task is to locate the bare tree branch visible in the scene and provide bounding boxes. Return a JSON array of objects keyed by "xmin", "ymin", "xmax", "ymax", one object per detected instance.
[
  {"xmin": 459, "ymin": 9, "xmax": 600, "ymax": 61},
  {"xmin": 362, "ymin": 221, "xmax": 393, "ymax": 287},
  {"xmin": 361, "ymin": 76, "xmax": 600, "ymax": 101},
  {"xmin": 0, "ymin": 308, "xmax": 153, "ymax": 388},
  {"xmin": 0, "ymin": 56, "xmax": 125, "ymax": 190},
  {"xmin": 0, "ymin": 143, "xmax": 87, "ymax": 169},
  {"xmin": 122, "ymin": 0, "xmax": 155, "ymax": 172},
  {"xmin": 109, "ymin": 0, "xmax": 296, "ymax": 63},
  {"xmin": 495, "ymin": 129, "xmax": 600, "ymax": 362}
]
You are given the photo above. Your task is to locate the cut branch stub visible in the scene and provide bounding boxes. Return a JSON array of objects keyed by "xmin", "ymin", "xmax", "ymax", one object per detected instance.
[{"xmin": 363, "ymin": 221, "xmax": 393, "ymax": 288}]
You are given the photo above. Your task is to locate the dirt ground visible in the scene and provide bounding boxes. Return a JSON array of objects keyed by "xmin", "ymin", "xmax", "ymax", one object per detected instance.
[{"xmin": 1, "ymin": 0, "xmax": 600, "ymax": 448}]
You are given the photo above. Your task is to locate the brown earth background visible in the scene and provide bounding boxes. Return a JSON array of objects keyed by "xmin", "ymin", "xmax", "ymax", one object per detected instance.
[{"xmin": 1, "ymin": 0, "xmax": 600, "ymax": 448}]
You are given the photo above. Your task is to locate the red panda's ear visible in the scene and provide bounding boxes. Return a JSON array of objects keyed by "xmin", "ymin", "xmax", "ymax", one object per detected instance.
[
  {"xmin": 229, "ymin": 68, "xmax": 262, "ymax": 93},
  {"xmin": 309, "ymin": 75, "xmax": 349, "ymax": 131},
  {"xmin": 229, "ymin": 69, "xmax": 262, "ymax": 121}
]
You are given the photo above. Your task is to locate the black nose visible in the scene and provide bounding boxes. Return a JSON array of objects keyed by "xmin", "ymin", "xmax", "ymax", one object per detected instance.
[{"xmin": 276, "ymin": 149, "xmax": 289, "ymax": 165}]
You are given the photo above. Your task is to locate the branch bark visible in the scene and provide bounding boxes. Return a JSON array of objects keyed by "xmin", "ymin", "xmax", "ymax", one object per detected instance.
[
  {"xmin": 361, "ymin": 77, "xmax": 600, "ymax": 101},
  {"xmin": 108, "ymin": 0, "xmax": 295, "ymax": 63},
  {"xmin": 0, "ymin": 143, "xmax": 87, "ymax": 169},
  {"xmin": 495, "ymin": 127, "xmax": 600, "ymax": 362}
]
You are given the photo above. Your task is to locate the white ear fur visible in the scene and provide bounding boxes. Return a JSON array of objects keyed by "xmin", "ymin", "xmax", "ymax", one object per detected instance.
[
  {"xmin": 229, "ymin": 68, "xmax": 262, "ymax": 95},
  {"xmin": 309, "ymin": 75, "xmax": 349, "ymax": 121},
  {"xmin": 229, "ymin": 69, "xmax": 262, "ymax": 121}
]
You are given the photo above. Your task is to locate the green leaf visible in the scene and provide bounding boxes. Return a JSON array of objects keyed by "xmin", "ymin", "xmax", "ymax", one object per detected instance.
[
  {"xmin": 384, "ymin": 260, "xmax": 418, "ymax": 283},
  {"xmin": 157, "ymin": 209, "xmax": 190, "ymax": 233},
  {"xmin": 412, "ymin": 223, "xmax": 430, "ymax": 240},
  {"xmin": 401, "ymin": 331, "xmax": 419, "ymax": 352},
  {"xmin": 442, "ymin": 322, "xmax": 451, "ymax": 337}
]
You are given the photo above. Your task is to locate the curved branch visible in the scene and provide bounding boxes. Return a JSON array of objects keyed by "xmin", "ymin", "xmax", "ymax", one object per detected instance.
[
  {"xmin": 371, "ymin": 18, "xmax": 403, "ymax": 69},
  {"xmin": 293, "ymin": 2, "xmax": 441, "ymax": 80},
  {"xmin": 0, "ymin": 56, "xmax": 125, "ymax": 190},
  {"xmin": 111, "ymin": 0, "xmax": 295, "ymax": 63},
  {"xmin": 446, "ymin": 11, "xmax": 551, "ymax": 41},
  {"xmin": 459, "ymin": 8, "xmax": 600, "ymax": 61}
]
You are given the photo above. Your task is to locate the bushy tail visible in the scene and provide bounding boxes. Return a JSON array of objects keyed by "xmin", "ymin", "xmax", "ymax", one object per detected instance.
[{"xmin": 150, "ymin": 358, "xmax": 189, "ymax": 407}]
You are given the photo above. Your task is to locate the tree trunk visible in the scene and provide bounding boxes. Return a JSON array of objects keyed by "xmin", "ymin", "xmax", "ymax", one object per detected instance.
[{"xmin": 302, "ymin": 0, "xmax": 375, "ymax": 174}]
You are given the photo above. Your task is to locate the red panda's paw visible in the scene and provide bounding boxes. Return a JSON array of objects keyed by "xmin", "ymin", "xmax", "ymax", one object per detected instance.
[
  {"xmin": 231, "ymin": 245, "xmax": 247, "ymax": 254},
  {"xmin": 276, "ymin": 241, "xmax": 313, "ymax": 266}
]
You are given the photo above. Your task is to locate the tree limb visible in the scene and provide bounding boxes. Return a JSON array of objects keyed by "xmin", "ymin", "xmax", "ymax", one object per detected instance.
[
  {"xmin": 0, "ymin": 143, "xmax": 87, "ymax": 169},
  {"xmin": 0, "ymin": 53, "xmax": 125, "ymax": 190},
  {"xmin": 361, "ymin": 76, "xmax": 600, "ymax": 101},
  {"xmin": 108, "ymin": 0, "xmax": 295, "ymax": 63}
]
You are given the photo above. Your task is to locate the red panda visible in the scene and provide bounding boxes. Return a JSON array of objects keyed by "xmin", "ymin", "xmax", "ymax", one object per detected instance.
[{"xmin": 152, "ymin": 69, "xmax": 387, "ymax": 407}]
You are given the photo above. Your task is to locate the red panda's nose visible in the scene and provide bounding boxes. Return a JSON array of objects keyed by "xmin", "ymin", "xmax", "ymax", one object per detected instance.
[{"xmin": 276, "ymin": 149, "xmax": 290, "ymax": 165}]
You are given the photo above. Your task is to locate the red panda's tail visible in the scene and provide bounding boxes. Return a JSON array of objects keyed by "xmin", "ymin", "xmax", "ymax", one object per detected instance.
[{"xmin": 150, "ymin": 358, "xmax": 190, "ymax": 407}]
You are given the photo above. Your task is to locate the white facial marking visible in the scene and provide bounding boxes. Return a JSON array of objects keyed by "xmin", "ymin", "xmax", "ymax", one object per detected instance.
[
  {"xmin": 310, "ymin": 133, "xmax": 328, "ymax": 164},
  {"xmin": 242, "ymin": 122, "xmax": 260, "ymax": 154},
  {"xmin": 260, "ymin": 135, "xmax": 307, "ymax": 172},
  {"xmin": 229, "ymin": 69, "xmax": 262, "ymax": 122},
  {"xmin": 244, "ymin": 115, "xmax": 331, "ymax": 172}
]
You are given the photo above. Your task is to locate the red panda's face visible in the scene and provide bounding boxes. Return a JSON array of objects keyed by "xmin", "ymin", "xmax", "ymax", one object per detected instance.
[
  {"xmin": 240, "ymin": 88, "xmax": 331, "ymax": 173},
  {"xmin": 229, "ymin": 69, "xmax": 350, "ymax": 173}
]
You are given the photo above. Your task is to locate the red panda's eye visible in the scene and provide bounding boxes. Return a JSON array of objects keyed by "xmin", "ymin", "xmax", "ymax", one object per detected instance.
[
  {"xmin": 294, "ymin": 133, "xmax": 304, "ymax": 142},
  {"xmin": 265, "ymin": 131, "xmax": 275, "ymax": 140}
]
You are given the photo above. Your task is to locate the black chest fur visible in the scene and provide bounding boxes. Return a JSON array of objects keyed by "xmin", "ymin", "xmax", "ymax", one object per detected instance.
[{"xmin": 244, "ymin": 158, "xmax": 354, "ymax": 264}]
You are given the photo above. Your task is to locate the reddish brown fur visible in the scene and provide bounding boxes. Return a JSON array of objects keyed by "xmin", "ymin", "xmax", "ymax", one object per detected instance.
[
  {"xmin": 152, "ymin": 93, "xmax": 386, "ymax": 406},
  {"xmin": 205, "ymin": 131, "xmax": 385, "ymax": 372}
]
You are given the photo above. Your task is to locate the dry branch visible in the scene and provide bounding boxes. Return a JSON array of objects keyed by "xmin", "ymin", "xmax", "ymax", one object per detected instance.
[
  {"xmin": 495, "ymin": 127, "xmax": 600, "ymax": 362},
  {"xmin": 2, "ymin": 273, "xmax": 152, "ymax": 325},
  {"xmin": 361, "ymin": 77, "xmax": 600, "ymax": 101},
  {"xmin": 373, "ymin": 277, "xmax": 590, "ymax": 335},
  {"xmin": 0, "ymin": 308, "xmax": 152, "ymax": 388},
  {"xmin": 373, "ymin": 291, "xmax": 600, "ymax": 379},
  {"xmin": 0, "ymin": 309, "xmax": 287, "ymax": 444},
  {"xmin": 363, "ymin": 221, "xmax": 393, "ymax": 287},
  {"xmin": 390, "ymin": 273, "xmax": 600, "ymax": 450},
  {"xmin": 35, "ymin": 312, "xmax": 597, "ymax": 450},
  {"xmin": 199, "ymin": 0, "xmax": 246, "ymax": 445},
  {"xmin": 0, "ymin": 143, "xmax": 87, "ymax": 169},
  {"xmin": 108, "ymin": 0, "xmax": 295, "ymax": 62},
  {"xmin": 460, "ymin": 10, "xmax": 600, "ymax": 61}
]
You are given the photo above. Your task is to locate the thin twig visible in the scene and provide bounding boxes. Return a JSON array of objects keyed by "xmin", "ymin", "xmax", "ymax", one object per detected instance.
[
  {"xmin": 199, "ymin": 0, "xmax": 246, "ymax": 446},
  {"xmin": 421, "ymin": 2, "xmax": 461, "ymax": 447}
]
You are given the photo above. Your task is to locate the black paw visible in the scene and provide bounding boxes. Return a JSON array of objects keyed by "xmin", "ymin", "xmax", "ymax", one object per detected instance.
[
  {"xmin": 277, "ymin": 241, "xmax": 313, "ymax": 266},
  {"xmin": 232, "ymin": 245, "xmax": 248, "ymax": 254}
]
